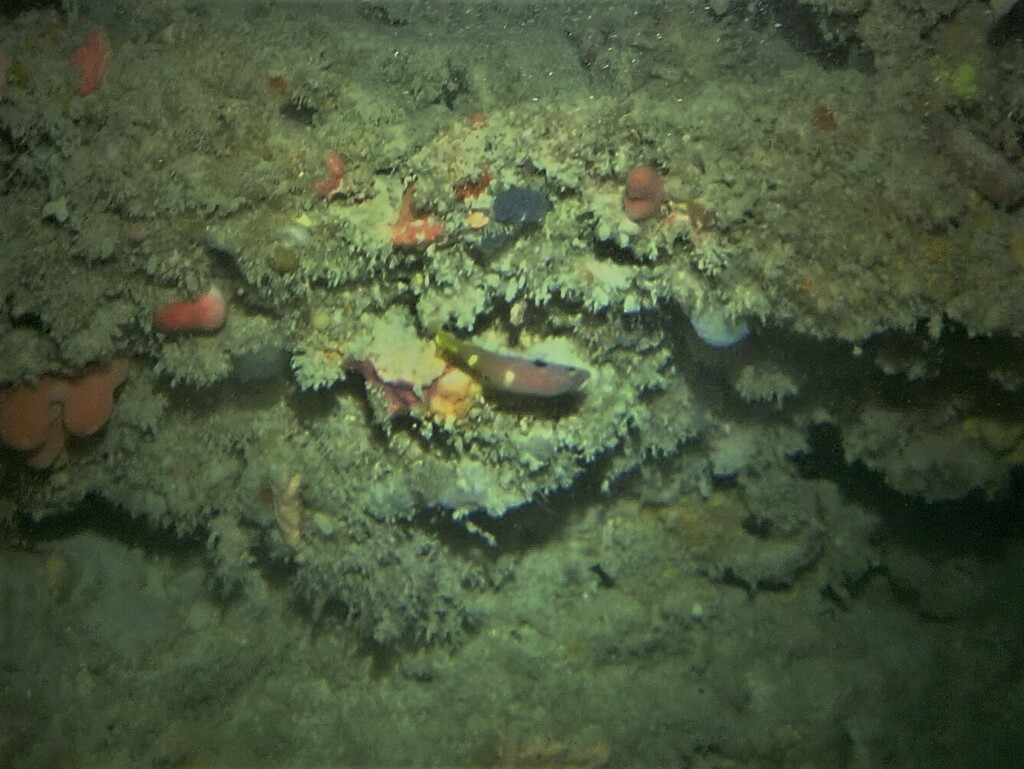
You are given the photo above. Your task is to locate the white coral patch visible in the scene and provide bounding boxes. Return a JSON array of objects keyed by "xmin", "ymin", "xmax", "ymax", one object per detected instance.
[{"xmin": 349, "ymin": 306, "xmax": 446, "ymax": 387}]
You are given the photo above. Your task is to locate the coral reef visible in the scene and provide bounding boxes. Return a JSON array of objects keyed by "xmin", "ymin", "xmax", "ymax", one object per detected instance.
[{"xmin": 0, "ymin": 5, "xmax": 1022, "ymax": 765}]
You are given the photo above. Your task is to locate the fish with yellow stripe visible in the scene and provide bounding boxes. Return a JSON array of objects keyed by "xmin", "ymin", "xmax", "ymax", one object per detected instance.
[{"xmin": 434, "ymin": 329, "xmax": 590, "ymax": 397}]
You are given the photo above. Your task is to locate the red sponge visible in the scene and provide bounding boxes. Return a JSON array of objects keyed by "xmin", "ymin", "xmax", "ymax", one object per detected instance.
[
  {"xmin": 153, "ymin": 287, "xmax": 227, "ymax": 333},
  {"xmin": 623, "ymin": 164, "xmax": 667, "ymax": 222}
]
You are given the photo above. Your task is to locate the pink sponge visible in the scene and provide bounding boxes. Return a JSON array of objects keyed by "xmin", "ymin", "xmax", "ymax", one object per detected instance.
[
  {"xmin": 623, "ymin": 164, "xmax": 667, "ymax": 222},
  {"xmin": 153, "ymin": 287, "xmax": 227, "ymax": 333}
]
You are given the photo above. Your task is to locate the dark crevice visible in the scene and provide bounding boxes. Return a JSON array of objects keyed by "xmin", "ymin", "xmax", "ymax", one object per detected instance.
[
  {"xmin": 796, "ymin": 422, "xmax": 1024, "ymax": 555},
  {"xmin": 10, "ymin": 492, "xmax": 204, "ymax": 554}
]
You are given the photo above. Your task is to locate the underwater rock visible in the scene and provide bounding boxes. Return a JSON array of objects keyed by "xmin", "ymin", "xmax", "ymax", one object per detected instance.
[
  {"xmin": 469, "ymin": 229, "xmax": 515, "ymax": 261},
  {"xmin": 492, "ymin": 186, "xmax": 551, "ymax": 224}
]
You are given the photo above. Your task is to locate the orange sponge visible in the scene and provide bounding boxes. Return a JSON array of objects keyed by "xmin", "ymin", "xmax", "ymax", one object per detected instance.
[
  {"xmin": 1, "ymin": 378, "xmax": 59, "ymax": 452},
  {"xmin": 71, "ymin": 26, "xmax": 110, "ymax": 97},
  {"xmin": 61, "ymin": 359, "xmax": 130, "ymax": 437},
  {"xmin": 0, "ymin": 359, "xmax": 129, "ymax": 469},
  {"xmin": 623, "ymin": 164, "xmax": 667, "ymax": 222},
  {"xmin": 153, "ymin": 287, "xmax": 227, "ymax": 333}
]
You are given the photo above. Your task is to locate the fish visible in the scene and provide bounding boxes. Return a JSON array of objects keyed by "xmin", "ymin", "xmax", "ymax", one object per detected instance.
[{"xmin": 434, "ymin": 330, "xmax": 590, "ymax": 397}]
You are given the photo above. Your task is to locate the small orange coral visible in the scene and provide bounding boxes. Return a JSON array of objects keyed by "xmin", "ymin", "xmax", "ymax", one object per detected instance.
[
  {"xmin": 313, "ymin": 151, "xmax": 345, "ymax": 197},
  {"xmin": 391, "ymin": 186, "xmax": 445, "ymax": 248},
  {"xmin": 454, "ymin": 171, "xmax": 492, "ymax": 201}
]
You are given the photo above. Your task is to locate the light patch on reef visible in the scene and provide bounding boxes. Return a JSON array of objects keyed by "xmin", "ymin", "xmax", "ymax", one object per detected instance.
[
  {"xmin": 574, "ymin": 255, "xmax": 635, "ymax": 311},
  {"xmin": 347, "ymin": 307, "xmax": 446, "ymax": 388}
]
